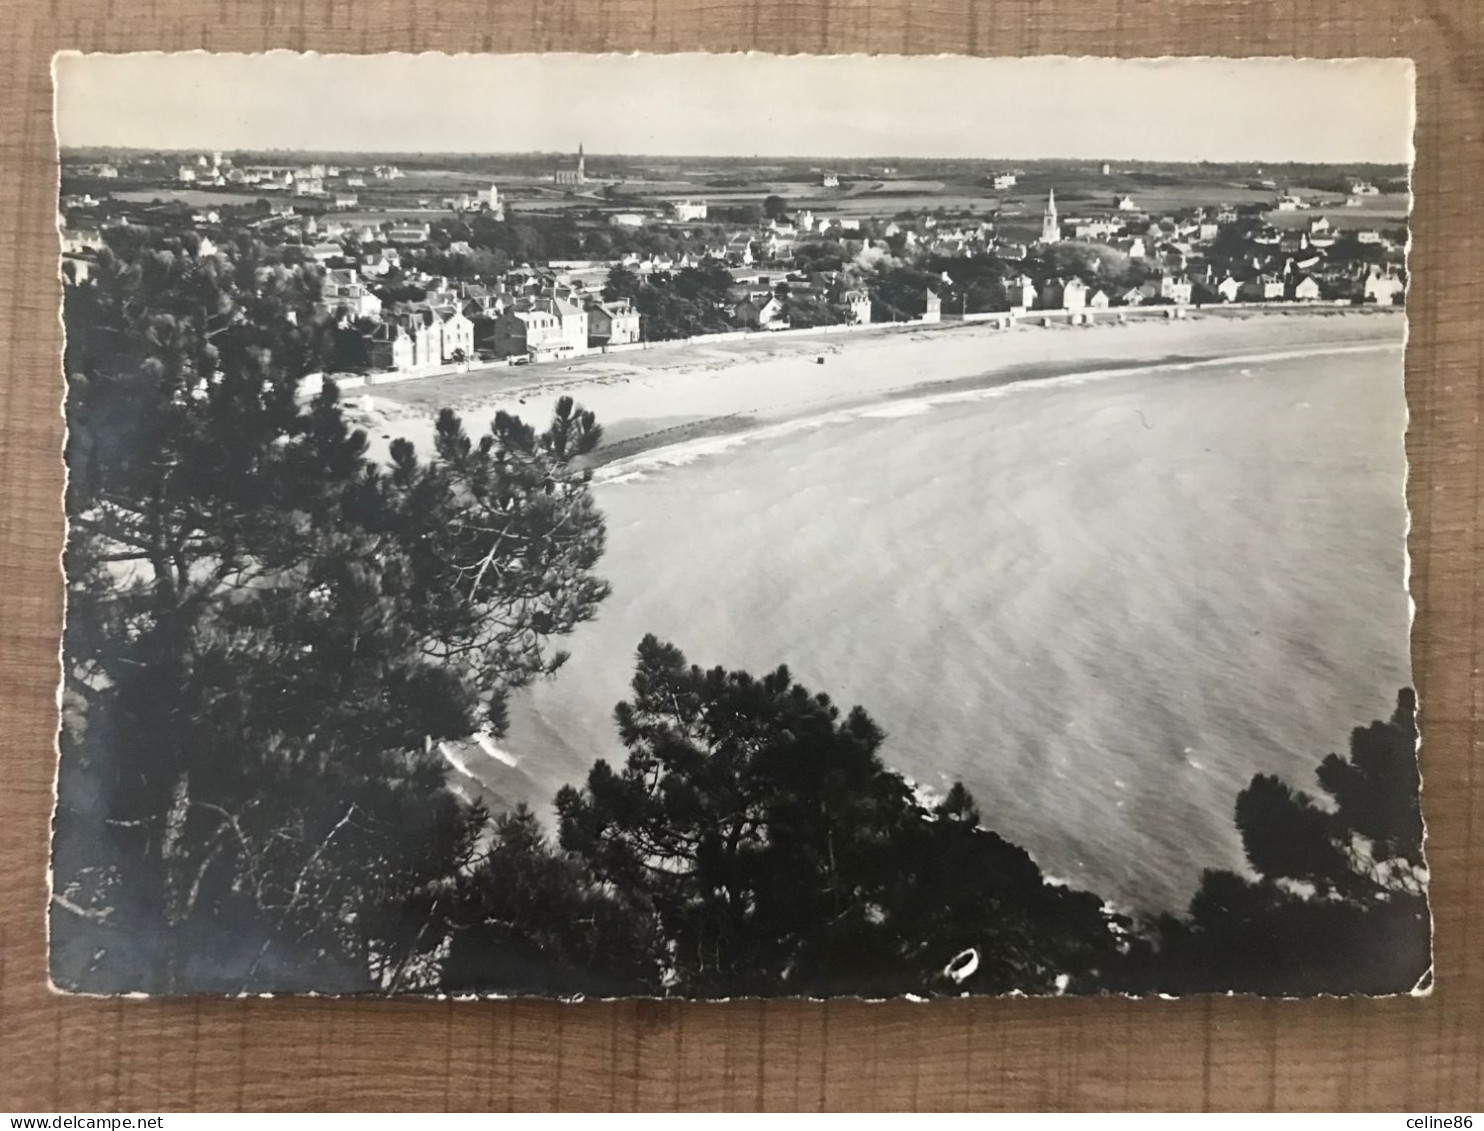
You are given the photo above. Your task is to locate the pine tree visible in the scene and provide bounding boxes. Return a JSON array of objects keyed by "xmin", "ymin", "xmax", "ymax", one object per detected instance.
[
  {"xmin": 1126, "ymin": 689, "xmax": 1429, "ymax": 995},
  {"xmin": 440, "ymin": 805, "xmax": 659, "ymax": 997},
  {"xmin": 54, "ymin": 237, "xmax": 611, "ymax": 992},
  {"xmin": 551, "ymin": 636, "xmax": 1120, "ymax": 998}
]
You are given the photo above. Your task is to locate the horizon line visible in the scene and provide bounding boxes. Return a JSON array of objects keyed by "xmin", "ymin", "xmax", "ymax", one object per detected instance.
[{"xmin": 59, "ymin": 147, "xmax": 1411, "ymax": 167}]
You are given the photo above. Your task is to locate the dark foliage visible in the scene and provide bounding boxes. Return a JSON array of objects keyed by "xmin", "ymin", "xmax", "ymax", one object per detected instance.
[
  {"xmin": 870, "ymin": 264, "xmax": 942, "ymax": 321},
  {"xmin": 1120, "ymin": 690, "xmax": 1429, "ymax": 996},
  {"xmin": 440, "ymin": 806, "xmax": 657, "ymax": 997},
  {"xmin": 612, "ymin": 261, "xmax": 738, "ymax": 341},
  {"xmin": 55, "ymin": 238, "xmax": 610, "ymax": 993},
  {"xmin": 540, "ymin": 636, "xmax": 1121, "ymax": 998}
]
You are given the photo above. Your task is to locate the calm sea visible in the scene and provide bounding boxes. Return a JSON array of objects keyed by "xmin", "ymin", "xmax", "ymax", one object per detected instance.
[{"xmin": 475, "ymin": 346, "xmax": 1412, "ymax": 914}]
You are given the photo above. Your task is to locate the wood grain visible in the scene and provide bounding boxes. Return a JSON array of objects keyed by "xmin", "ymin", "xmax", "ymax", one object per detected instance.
[{"xmin": 2, "ymin": 0, "xmax": 1480, "ymax": 1112}]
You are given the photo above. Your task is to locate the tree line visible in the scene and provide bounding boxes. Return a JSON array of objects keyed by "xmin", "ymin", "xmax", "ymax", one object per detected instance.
[{"xmin": 53, "ymin": 237, "xmax": 1429, "ymax": 997}]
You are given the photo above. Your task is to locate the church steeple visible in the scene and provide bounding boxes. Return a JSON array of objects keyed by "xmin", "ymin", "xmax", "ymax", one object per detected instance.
[{"xmin": 1041, "ymin": 187, "xmax": 1061, "ymax": 244}]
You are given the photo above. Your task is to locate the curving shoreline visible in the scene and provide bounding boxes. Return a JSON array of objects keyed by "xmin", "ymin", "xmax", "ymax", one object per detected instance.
[
  {"xmin": 350, "ymin": 308, "xmax": 1407, "ymax": 469},
  {"xmin": 590, "ymin": 339, "xmax": 1405, "ymax": 479}
]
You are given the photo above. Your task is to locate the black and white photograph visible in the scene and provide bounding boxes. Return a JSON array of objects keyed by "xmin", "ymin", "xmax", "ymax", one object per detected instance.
[{"xmin": 50, "ymin": 51, "xmax": 1426, "ymax": 999}]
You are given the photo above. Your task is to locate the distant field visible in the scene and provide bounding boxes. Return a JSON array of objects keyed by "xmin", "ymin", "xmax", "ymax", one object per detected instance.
[
  {"xmin": 331, "ymin": 208, "xmax": 463, "ymax": 224},
  {"xmin": 112, "ymin": 188, "xmax": 268, "ymax": 207},
  {"xmin": 845, "ymin": 180, "xmax": 948, "ymax": 195},
  {"xmin": 98, "ymin": 164, "xmax": 1410, "ymax": 239},
  {"xmin": 349, "ymin": 165, "xmax": 1409, "ymax": 230},
  {"xmin": 1261, "ymin": 195, "xmax": 1411, "ymax": 229}
]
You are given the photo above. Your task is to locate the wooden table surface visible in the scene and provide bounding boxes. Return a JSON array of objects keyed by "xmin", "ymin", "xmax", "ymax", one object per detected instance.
[{"xmin": 2, "ymin": 0, "xmax": 1481, "ymax": 1112}]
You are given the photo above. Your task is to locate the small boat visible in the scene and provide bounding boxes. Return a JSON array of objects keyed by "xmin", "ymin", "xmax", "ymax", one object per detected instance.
[{"xmin": 944, "ymin": 947, "xmax": 980, "ymax": 984}]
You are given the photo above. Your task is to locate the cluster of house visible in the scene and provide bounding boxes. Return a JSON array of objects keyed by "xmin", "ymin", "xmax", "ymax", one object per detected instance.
[
  {"xmin": 308, "ymin": 229, "xmax": 886, "ymax": 373},
  {"xmin": 1033, "ymin": 188, "xmax": 1406, "ymax": 308},
  {"xmin": 606, "ymin": 206, "xmax": 997, "ymax": 274},
  {"xmin": 91, "ymin": 151, "xmax": 434, "ymax": 208},
  {"xmin": 58, "ymin": 155, "xmax": 1409, "ymax": 384},
  {"xmin": 1277, "ymin": 180, "xmax": 1381, "ymax": 211},
  {"xmin": 172, "ymin": 153, "xmax": 371, "ymax": 194},
  {"xmin": 488, "ymin": 285, "xmax": 641, "ymax": 362},
  {"xmin": 317, "ymin": 259, "xmax": 644, "ymax": 372},
  {"xmin": 1002, "ymin": 267, "xmax": 1399, "ymax": 313},
  {"xmin": 727, "ymin": 272, "xmax": 872, "ymax": 331}
]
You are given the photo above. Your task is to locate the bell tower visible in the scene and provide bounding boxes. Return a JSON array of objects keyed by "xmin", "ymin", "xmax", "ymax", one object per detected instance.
[{"xmin": 1041, "ymin": 187, "xmax": 1061, "ymax": 244}]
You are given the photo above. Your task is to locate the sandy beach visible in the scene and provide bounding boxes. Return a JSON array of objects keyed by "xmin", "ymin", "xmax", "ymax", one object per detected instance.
[
  {"xmin": 395, "ymin": 306, "xmax": 1412, "ymax": 913},
  {"xmin": 349, "ymin": 308, "xmax": 1407, "ymax": 466}
]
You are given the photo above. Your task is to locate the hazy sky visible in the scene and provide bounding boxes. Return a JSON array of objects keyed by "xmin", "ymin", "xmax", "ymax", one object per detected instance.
[{"xmin": 55, "ymin": 53, "xmax": 1414, "ymax": 163}]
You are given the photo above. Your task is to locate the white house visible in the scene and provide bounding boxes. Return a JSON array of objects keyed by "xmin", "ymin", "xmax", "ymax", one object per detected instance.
[
  {"xmin": 319, "ymin": 268, "xmax": 383, "ymax": 320},
  {"xmin": 586, "ymin": 299, "xmax": 643, "ymax": 346},
  {"xmin": 671, "ymin": 199, "xmax": 708, "ymax": 222},
  {"xmin": 549, "ymin": 296, "xmax": 589, "ymax": 353},
  {"xmin": 435, "ymin": 306, "xmax": 475, "ymax": 361},
  {"xmin": 753, "ymin": 295, "xmax": 787, "ymax": 329},
  {"xmin": 762, "ymin": 233, "xmax": 795, "ymax": 261},
  {"xmin": 1060, "ymin": 277, "xmax": 1089, "ymax": 312},
  {"xmin": 840, "ymin": 288, "xmax": 872, "ymax": 325},
  {"xmin": 725, "ymin": 236, "xmax": 755, "ymax": 266},
  {"xmin": 59, "ymin": 228, "xmax": 103, "ymax": 256},
  {"xmin": 1160, "ymin": 274, "xmax": 1194, "ymax": 304},
  {"xmin": 493, "ymin": 299, "xmax": 582, "ymax": 361},
  {"xmin": 1364, "ymin": 268, "xmax": 1405, "ymax": 305},
  {"xmin": 1216, "ymin": 275, "xmax": 1242, "ymax": 303},
  {"xmin": 1072, "ymin": 217, "xmax": 1120, "ymax": 240},
  {"xmin": 411, "ymin": 312, "xmax": 442, "ymax": 367},
  {"xmin": 367, "ymin": 317, "xmax": 425, "ymax": 373},
  {"xmin": 386, "ymin": 223, "xmax": 432, "ymax": 244},
  {"xmin": 1293, "ymin": 275, "xmax": 1323, "ymax": 302},
  {"xmin": 1008, "ymin": 274, "xmax": 1038, "ymax": 311},
  {"xmin": 364, "ymin": 322, "xmax": 408, "ymax": 372},
  {"xmin": 922, "ymin": 289, "xmax": 942, "ymax": 323},
  {"xmin": 1235, "ymin": 275, "xmax": 1270, "ymax": 302}
]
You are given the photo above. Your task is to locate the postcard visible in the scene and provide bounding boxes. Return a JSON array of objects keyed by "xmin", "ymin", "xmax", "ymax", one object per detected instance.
[{"xmin": 49, "ymin": 52, "xmax": 1425, "ymax": 997}]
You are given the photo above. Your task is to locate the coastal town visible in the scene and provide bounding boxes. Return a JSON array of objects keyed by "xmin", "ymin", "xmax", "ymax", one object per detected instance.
[
  {"xmin": 50, "ymin": 49, "xmax": 1429, "ymax": 1014},
  {"xmin": 57, "ymin": 147, "xmax": 1410, "ymax": 387}
]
